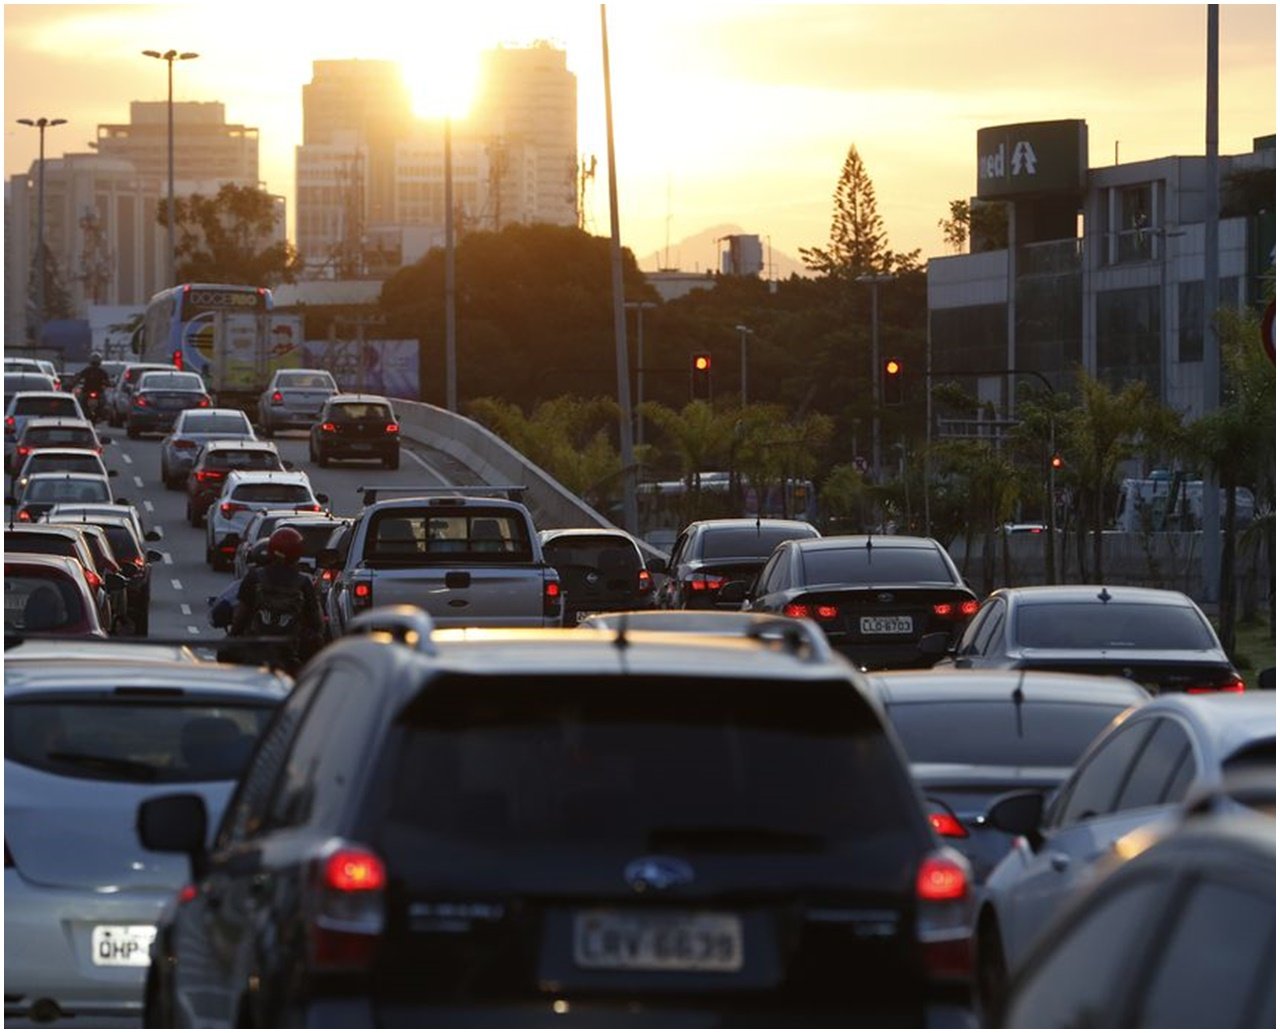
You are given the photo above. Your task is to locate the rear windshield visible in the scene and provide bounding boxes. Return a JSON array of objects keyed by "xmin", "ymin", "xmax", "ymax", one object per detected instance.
[
  {"xmin": 5, "ymin": 375, "xmax": 53, "ymax": 393},
  {"xmin": 25, "ymin": 427, "xmax": 96, "ymax": 448},
  {"xmin": 14, "ymin": 396, "xmax": 78, "ymax": 417},
  {"xmin": 232, "ymin": 483, "xmax": 311, "ymax": 504},
  {"xmin": 2, "ymin": 535, "xmax": 78, "ymax": 559},
  {"xmin": 543, "ymin": 536, "xmax": 641, "ymax": 572},
  {"xmin": 25, "ymin": 479, "xmax": 110, "ymax": 503},
  {"xmin": 5, "ymin": 700, "xmax": 274, "ymax": 784},
  {"xmin": 205, "ymin": 449, "xmax": 281, "ymax": 471},
  {"xmin": 277, "ymin": 372, "xmax": 335, "ymax": 389},
  {"xmin": 283, "ymin": 522, "xmax": 343, "ymax": 555},
  {"xmin": 701, "ymin": 526, "xmax": 816, "ymax": 561},
  {"xmin": 100, "ymin": 525, "xmax": 142, "ymax": 562},
  {"xmin": 4, "ymin": 573, "xmax": 87, "ymax": 632},
  {"xmin": 1015, "ymin": 602, "xmax": 1218, "ymax": 650},
  {"xmin": 364, "ymin": 509, "xmax": 532, "ymax": 563},
  {"xmin": 180, "ymin": 413, "xmax": 251, "ymax": 434},
  {"xmin": 331, "ymin": 402, "xmax": 391, "ymax": 420},
  {"xmin": 23, "ymin": 455, "xmax": 102, "ymax": 476},
  {"xmin": 885, "ymin": 700, "xmax": 1131, "ymax": 768},
  {"xmin": 800, "ymin": 546, "xmax": 955, "ymax": 585},
  {"xmin": 383, "ymin": 677, "xmax": 918, "ymax": 851},
  {"xmin": 139, "ymin": 373, "xmax": 203, "ymax": 391}
]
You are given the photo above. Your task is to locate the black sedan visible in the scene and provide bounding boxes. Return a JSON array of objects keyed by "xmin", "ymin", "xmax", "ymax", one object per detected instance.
[
  {"xmin": 938, "ymin": 584, "xmax": 1246, "ymax": 694},
  {"xmin": 867, "ymin": 669, "xmax": 1150, "ymax": 881},
  {"xmin": 125, "ymin": 371, "xmax": 211, "ymax": 439},
  {"xmin": 728, "ymin": 534, "xmax": 979, "ymax": 668},
  {"xmin": 308, "ymin": 394, "xmax": 400, "ymax": 468}
]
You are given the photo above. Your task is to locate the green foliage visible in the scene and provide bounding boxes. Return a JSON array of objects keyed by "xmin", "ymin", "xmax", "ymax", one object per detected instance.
[
  {"xmin": 163, "ymin": 184, "xmax": 303, "ymax": 287},
  {"xmin": 937, "ymin": 198, "xmax": 1010, "ymax": 254}
]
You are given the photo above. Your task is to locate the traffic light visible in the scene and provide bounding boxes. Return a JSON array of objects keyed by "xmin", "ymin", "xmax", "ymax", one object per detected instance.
[
  {"xmin": 882, "ymin": 357, "xmax": 903, "ymax": 406},
  {"xmin": 690, "ymin": 352, "xmax": 712, "ymax": 400},
  {"xmin": 1050, "ymin": 453, "xmax": 1065, "ymax": 471}
]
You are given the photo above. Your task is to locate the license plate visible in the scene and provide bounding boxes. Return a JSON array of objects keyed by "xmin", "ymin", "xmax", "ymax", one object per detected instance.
[
  {"xmin": 348, "ymin": 442, "xmax": 373, "ymax": 451},
  {"xmin": 860, "ymin": 615, "xmax": 913, "ymax": 634},
  {"xmin": 573, "ymin": 910, "xmax": 743, "ymax": 972},
  {"xmin": 91, "ymin": 924, "xmax": 156, "ymax": 967}
]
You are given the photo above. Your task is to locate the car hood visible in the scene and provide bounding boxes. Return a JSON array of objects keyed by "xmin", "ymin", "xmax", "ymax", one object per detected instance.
[{"xmin": 5, "ymin": 765, "xmax": 233, "ymax": 892}]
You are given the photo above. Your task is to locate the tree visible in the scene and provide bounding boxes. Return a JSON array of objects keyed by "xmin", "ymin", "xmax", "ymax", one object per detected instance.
[
  {"xmin": 800, "ymin": 144, "xmax": 920, "ymax": 279},
  {"xmin": 937, "ymin": 198, "xmax": 1010, "ymax": 254},
  {"xmin": 162, "ymin": 183, "xmax": 303, "ymax": 287}
]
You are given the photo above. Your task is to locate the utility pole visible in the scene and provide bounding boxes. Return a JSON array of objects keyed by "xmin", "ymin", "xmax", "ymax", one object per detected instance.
[
  {"xmin": 16, "ymin": 116, "xmax": 66, "ymax": 349},
  {"xmin": 445, "ymin": 116, "xmax": 457, "ymax": 412},
  {"xmin": 1201, "ymin": 3, "xmax": 1222, "ymax": 605}
]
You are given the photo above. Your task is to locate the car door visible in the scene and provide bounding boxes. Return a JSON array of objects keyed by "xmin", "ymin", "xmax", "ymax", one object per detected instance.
[
  {"xmin": 953, "ymin": 598, "xmax": 1005, "ymax": 668},
  {"xmin": 1000, "ymin": 716, "xmax": 1157, "ymax": 963},
  {"xmin": 661, "ymin": 531, "xmax": 691, "ymax": 608}
]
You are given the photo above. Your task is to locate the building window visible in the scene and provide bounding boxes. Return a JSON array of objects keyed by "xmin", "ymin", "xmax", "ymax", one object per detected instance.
[
  {"xmin": 1178, "ymin": 277, "xmax": 1242, "ymax": 363},
  {"xmin": 1097, "ymin": 286, "xmax": 1159, "ymax": 392},
  {"xmin": 1107, "ymin": 183, "xmax": 1159, "ymax": 265}
]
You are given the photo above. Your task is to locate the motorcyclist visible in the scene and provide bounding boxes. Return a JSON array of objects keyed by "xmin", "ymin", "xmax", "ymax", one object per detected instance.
[
  {"xmin": 230, "ymin": 526, "xmax": 323, "ymax": 671},
  {"xmin": 72, "ymin": 353, "xmax": 111, "ymax": 419}
]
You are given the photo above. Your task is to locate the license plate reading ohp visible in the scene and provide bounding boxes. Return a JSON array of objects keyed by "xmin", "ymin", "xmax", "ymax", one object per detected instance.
[
  {"xmin": 573, "ymin": 910, "xmax": 743, "ymax": 972},
  {"xmin": 91, "ymin": 925, "xmax": 156, "ymax": 967},
  {"xmin": 860, "ymin": 615, "xmax": 913, "ymax": 634}
]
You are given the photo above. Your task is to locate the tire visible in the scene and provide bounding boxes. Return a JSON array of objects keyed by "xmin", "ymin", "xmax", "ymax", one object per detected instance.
[
  {"xmin": 308, "ymin": 440, "xmax": 316, "ymax": 463},
  {"xmin": 976, "ymin": 916, "xmax": 1009, "ymax": 1026},
  {"xmin": 384, "ymin": 449, "xmax": 400, "ymax": 470}
]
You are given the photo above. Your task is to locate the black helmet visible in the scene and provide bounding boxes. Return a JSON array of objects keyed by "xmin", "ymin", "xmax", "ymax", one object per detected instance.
[{"xmin": 89, "ymin": 352, "xmax": 102, "ymax": 366}]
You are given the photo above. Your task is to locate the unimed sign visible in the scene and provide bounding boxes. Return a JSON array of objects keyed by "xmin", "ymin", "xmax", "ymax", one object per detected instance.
[{"xmin": 977, "ymin": 120, "xmax": 1087, "ymax": 199}]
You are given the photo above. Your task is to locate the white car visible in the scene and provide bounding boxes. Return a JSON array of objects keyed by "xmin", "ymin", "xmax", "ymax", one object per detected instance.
[
  {"xmin": 205, "ymin": 470, "xmax": 328, "ymax": 571},
  {"xmin": 11, "ymin": 447, "xmax": 115, "ymax": 497},
  {"xmin": 42, "ymin": 502, "xmax": 149, "ymax": 546},
  {"xmin": 4, "ymin": 392, "xmax": 87, "ymax": 469},
  {"xmin": 256, "ymin": 368, "xmax": 337, "ymax": 437}
]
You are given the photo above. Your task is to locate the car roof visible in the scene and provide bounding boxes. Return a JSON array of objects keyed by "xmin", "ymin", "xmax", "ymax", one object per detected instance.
[
  {"xmin": 137, "ymin": 369, "xmax": 202, "ymax": 380},
  {"xmin": 793, "ymin": 534, "xmax": 944, "ymax": 552},
  {"xmin": 7, "ymin": 390, "xmax": 72, "ymax": 404},
  {"xmin": 3, "ymin": 658, "xmax": 292, "ymax": 701},
  {"xmin": 7, "ymin": 524, "xmax": 90, "ymax": 540},
  {"xmin": 328, "ymin": 392, "xmax": 390, "ymax": 403},
  {"xmin": 994, "ymin": 584, "xmax": 1198, "ymax": 606},
  {"xmin": 21, "ymin": 470, "xmax": 108, "ymax": 484},
  {"xmin": 4, "ymin": 639, "xmax": 198, "ymax": 663},
  {"xmin": 4, "ymin": 551, "xmax": 87, "ymax": 576},
  {"xmin": 1121, "ymin": 692, "xmax": 1276, "ymax": 762},
  {"xmin": 177, "ymin": 407, "xmax": 250, "ymax": 420},
  {"xmin": 18, "ymin": 417, "xmax": 94, "ymax": 430},
  {"xmin": 199, "ymin": 438, "xmax": 278, "ymax": 452},
  {"xmin": 868, "ymin": 669, "xmax": 1151, "ymax": 706},
  {"xmin": 17, "ymin": 447, "xmax": 102, "ymax": 459},
  {"xmin": 689, "ymin": 518, "xmax": 819, "ymax": 533},
  {"xmin": 226, "ymin": 469, "xmax": 311, "ymax": 484},
  {"xmin": 539, "ymin": 527, "xmax": 638, "ymax": 542}
]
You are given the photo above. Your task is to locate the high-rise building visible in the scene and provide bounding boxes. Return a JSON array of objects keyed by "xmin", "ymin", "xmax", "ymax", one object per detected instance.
[{"xmin": 95, "ymin": 101, "xmax": 259, "ymax": 189}]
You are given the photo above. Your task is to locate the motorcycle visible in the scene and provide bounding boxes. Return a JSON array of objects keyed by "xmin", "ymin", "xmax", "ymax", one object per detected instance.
[{"xmin": 76, "ymin": 386, "xmax": 106, "ymax": 423}]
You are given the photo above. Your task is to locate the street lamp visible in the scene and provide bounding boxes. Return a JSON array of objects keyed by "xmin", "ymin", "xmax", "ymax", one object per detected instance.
[
  {"xmin": 734, "ymin": 324, "xmax": 753, "ymax": 407},
  {"xmin": 625, "ymin": 301, "xmax": 656, "ymax": 447},
  {"xmin": 856, "ymin": 272, "xmax": 894, "ymax": 482},
  {"xmin": 142, "ymin": 48, "xmax": 199, "ymax": 287},
  {"xmin": 16, "ymin": 117, "xmax": 67, "ymax": 349}
]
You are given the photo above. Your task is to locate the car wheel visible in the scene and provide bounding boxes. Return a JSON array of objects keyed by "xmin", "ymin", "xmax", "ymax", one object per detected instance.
[
  {"xmin": 384, "ymin": 449, "xmax": 399, "ymax": 470},
  {"xmin": 976, "ymin": 915, "xmax": 1009, "ymax": 1026}
]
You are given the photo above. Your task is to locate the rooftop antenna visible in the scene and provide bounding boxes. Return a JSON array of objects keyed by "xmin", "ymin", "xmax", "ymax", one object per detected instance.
[
  {"xmin": 1012, "ymin": 668, "xmax": 1026, "ymax": 738},
  {"xmin": 1097, "ymin": 587, "xmax": 1112, "ymax": 603}
]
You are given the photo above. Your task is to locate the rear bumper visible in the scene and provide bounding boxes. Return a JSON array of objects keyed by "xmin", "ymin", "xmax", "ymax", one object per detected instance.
[{"xmin": 319, "ymin": 438, "xmax": 399, "ymax": 458}]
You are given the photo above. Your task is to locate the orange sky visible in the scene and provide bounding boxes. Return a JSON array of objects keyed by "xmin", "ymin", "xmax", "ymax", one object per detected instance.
[{"xmin": 4, "ymin": 3, "xmax": 1276, "ymax": 271}]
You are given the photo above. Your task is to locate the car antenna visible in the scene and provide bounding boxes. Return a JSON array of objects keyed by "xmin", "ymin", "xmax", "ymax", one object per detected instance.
[
  {"xmin": 1097, "ymin": 587, "xmax": 1112, "ymax": 603},
  {"xmin": 1012, "ymin": 668, "xmax": 1026, "ymax": 738},
  {"xmin": 613, "ymin": 611, "xmax": 630, "ymax": 652}
]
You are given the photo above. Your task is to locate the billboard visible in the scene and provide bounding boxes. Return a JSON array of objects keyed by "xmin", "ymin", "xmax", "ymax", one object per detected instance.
[
  {"xmin": 977, "ymin": 120, "xmax": 1087, "ymax": 199},
  {"xmin": 301, "ymin": 338, "xmax": 420, "ymax": 400}
]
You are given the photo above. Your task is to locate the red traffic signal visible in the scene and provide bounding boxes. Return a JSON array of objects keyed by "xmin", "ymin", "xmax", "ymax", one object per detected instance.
[
  {"xmin": 1050, "ymin": 453, "xmax": 1065, "ymax": 470},
  {"xmin": 884, "ymin": 358, "xmax": 902, "ymax": 376},
  {"xmin": 690, "ymin": 352, "xmax": 712, "ymax": 400},
  {"xmin": 693, "ymin": 353, "xmax": 711, "ymax": 372},
  {"xmin": 882, "ymin": 357, "xmax": 903, "ymax": 405}
]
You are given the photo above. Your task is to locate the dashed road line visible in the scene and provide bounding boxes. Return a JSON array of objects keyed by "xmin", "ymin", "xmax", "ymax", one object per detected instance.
[
  {"xmin": 180, "ymin": 604, "xmax": 192, "ymax": 616},
  {"xmin": 171, "ymin": 578, "xmax": 183, "ymax": 591},
  {"xmin": 186, "ymin": 625, "xmax": 200, "ymax": 635},
  {"xmin": 133, "ymin": 475, "xmax": 144, "ymax": 489},
  {"xmin": 121, "ymin": 453, "xmax": 133, "ymax": 465},
  {"xmin": 143, "ymin": 500, "xmax": 155, "ymax": 513},
  {"xmin": 161, "ymin": 552, "xmax": 174, "ymax": 565}
]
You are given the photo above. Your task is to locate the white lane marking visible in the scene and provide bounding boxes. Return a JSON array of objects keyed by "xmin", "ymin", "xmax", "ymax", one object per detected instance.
[
  {"xmin": 171, "ymin": 579, "xmax": 183, "ymax": 590},
  {"xmin": 133, "ymin": 475, "xmax": 144, "ymax": 488},
  {"xmin": 143, "ymin": 500, "xmax": 155, "ymax": 513},
  {"xmin": 187, "ymin": 625, "xmax": 200, "ymax": 634},
  {"xmin": 121, "ymin": 453, "xmax": 133, "ymax": 465},
  {"xmin": 180, "ymin": 604, "xmax": 192, "ymax": 616},
  {"xmin": 162, "ymin": 552, "xmax": 174, "ymax": 565},
  {"xmin": 407, "ymin": 449, "xmax": 451, "ymax": 484}
]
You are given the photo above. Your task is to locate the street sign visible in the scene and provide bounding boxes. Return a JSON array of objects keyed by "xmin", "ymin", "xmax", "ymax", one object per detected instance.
[{"xmin": 1263, "ymin": 299, "xmax": 1275, "ymax": 365}]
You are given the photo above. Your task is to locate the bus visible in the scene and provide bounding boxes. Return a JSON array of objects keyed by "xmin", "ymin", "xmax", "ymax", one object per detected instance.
[{"xmin": 137, "ymin": 283, "xmax": 273, "ymax": 377}]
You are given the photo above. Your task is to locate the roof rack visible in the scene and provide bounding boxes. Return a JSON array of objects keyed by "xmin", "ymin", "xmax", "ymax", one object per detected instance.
[{"xmin": 358, "ymin": 484, "xmax": 527, "ymax": 507}]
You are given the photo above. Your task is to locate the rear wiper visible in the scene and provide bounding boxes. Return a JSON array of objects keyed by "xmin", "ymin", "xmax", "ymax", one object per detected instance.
[
  {"xmin": 45, "ymin": 751, "xmax": 160, "ymax": 781},
  {"xmin": 647, "ymin": 825, "xmax": 826, "ymax": 852}
]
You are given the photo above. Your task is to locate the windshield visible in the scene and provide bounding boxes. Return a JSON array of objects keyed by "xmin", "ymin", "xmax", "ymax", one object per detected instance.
[
  {"xmin": 205, "ymin": 449, "xmax": 281, "ymax": 471},
  {"xmin": 6, "ymin": 700, "xmax": 275, "ymax": 783},
  {"xmin": 701, "ymin": 526, "xmax": 816, "ymax": 561},
  {"xmin": 14, "ymin": 396, "xmax": 78, "ymax": 417},
  {"xmin": 799, "ymin": 546, "xmax": 955, "ymax": 585},
  {"xmin": 1015, "ymin": 602, "xmax": 1218, "ymax": 650},
  {"xmin": 25, "ymin": 479, "xmax": 110, "ymax": 503},
  {"xmin": 277, "ymin": 372, "xmax": 335, "ymax": 389}
]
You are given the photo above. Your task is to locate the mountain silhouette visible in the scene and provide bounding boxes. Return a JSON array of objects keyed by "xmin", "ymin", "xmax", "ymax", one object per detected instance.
[{"xmin": 632, "ymin": 224, "xmax": 810, "ymax": 280}]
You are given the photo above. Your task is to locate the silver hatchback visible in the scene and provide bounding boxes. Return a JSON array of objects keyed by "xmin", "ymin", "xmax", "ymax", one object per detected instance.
[
  {"xmin": 158, "ymin": 407, "xmax": 256, "ymax": 488},
  {"xmin": 256, "ymin": 368, "xmax": 337, "ymax": 437}
]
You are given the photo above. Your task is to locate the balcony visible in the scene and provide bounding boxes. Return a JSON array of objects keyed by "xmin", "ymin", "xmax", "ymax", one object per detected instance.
[{"xmin": 1017, "ymin": 238, "xmax": 1083, "ymax": 277}]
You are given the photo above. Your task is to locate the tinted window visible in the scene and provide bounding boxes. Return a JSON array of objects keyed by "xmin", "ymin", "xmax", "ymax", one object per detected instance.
[
  {"xmin": 140, "ymin": 373, "xmax": 203, "ymax": 391},
  {"xmin": 233, "ymin": 483, "xmax": 312, "ymax": 504},
  {"xmin": 180, "ymin": 412, "xmax": 252, "ymax": 434},
  {"xmin": 330, "ymin": 402, "xmax": 391, "ymax": 420},
  {"xmin": 100, "ymin": 525, "xmax": 142, "ymax": 562},
  {"xmin": 3, "ymin": 573, "xmax": 86, "ymax": 632},
  {"xmin": 1055, "ymin": 720, "xmax": 1154, "ymax": 826},
  {"xmin": 22, "ymin": 455, "xmax": 102, "ymax": 477},
  {"xmin": 1139, "ymin": 879, "xmax": 1275, "ymax": 1028},
  {"xmin": 700, "ymin": 526, "xmax": 816, "ymax": 561},
  {"xmin": 886, "ymin": 701, "xmax": 1129, "ymax": 768},
  {"xmin": 1006, "ymin": 876, "xmax": 1163, "ymax": 1027},
  {"xmin": 1115, "ymin": 718, "xmax": 1194, "ymax": 810},
  {"xmin": 386, "ymin": 677, "xmax": 919, "ymax": 851},
  {"xmin": 25, "ymin": 479, "xmax": 109, "ymax": 503},
  {"xmin": 277, "ymin": 372, "xmax": 334, "ymax": 389},
  {"xmin": 799, "ymin": 545, "xmax": 955, "ymax": 585},
  {"xmin": 3, "ymin": 535, "xmax": 79, "ymax": 559},
  {"xmin": 5, "ymin": 700, "xmax": 273, "ymax": 783},
  {"xmin": 25, "ymin": 427, "xmax": 96, "ymax": 448},
  {"xmin": 206, "ymin": 449, "xmax": 281, "ymax": 471},
  {"xmin": 543, "ymin": 536, "xmax": 641, "ymax": 572},
  {"xmin": 15, "ymin": 396, "xmax": 79, "ymax": 417},
  {"xmin": 365, "ymin": 510, "xmax": 532, "ymax": 561},
  {"xmin": 1015, "ymin": 602, "xmax": 1217, "ymax": 650}
]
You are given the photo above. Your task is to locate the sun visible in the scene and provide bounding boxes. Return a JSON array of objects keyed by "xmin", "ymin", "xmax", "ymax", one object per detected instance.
[{"xmin": 400, "ymin": 49, "xmax": 482, "ymax": 120}]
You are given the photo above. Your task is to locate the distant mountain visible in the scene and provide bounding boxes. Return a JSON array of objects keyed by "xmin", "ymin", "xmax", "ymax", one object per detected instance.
[{"xmin": 632, "ymin": 224, "xmax": 810, "ymax": 280}]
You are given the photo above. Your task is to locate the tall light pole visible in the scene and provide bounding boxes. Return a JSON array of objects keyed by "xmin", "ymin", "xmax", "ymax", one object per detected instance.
[
  {"xmin": 142, "ymin": 48, "xmax": 198, "ymax": 288},
  {"xmin": 735, "ymin": 324, "xmax": 753, "ymax": 407},
  {"xmin": 17, "ymin": 116, "xmax": 66, "ymax": 349},
  {"xmin": 444, "ymin": 115, "xmax": 457, "ymax": 412},
  {"xmin": 625, "ymin": 301, "xmax": 655, "ymax": 448},
  {"xmin": 856, "ymin": 273, "xmax": 894, "ymax": 482}
]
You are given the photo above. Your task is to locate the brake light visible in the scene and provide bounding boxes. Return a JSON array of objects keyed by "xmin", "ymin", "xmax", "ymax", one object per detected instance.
[
  {"xmin": 814, "ymin": 604, "xmax": 839, "ymax": 620},
  {"xmin": 688, "ymin": 574, "xmax": 725, "ymax": 593},
  {"xmin": 320, "ymin": 568, "xmax": 335, "ymax": 583},
  {"xmin": 1188, "ymin": 676, "xmax": 1246, "ymax": 694},
  {"xmin": 172, "ymin": 349, "xmax": 183, "ymax": 370},
  {"xmin": 134, "ymin": 396, "xmax": 148, "ymax": 407},
  {"xmin": 299, "ymin": 502, "xmax": 322, "ymax": 512},
  {"xmin": 352, "ymin": 579, "xmax": 373, "ymax": 610},
  {"xmin": 916, "ymin": 849, "xmax": 973, "ymax": 983},
  {"xmin": 177, "ymin": 884, "xmax": 198, "ymax": 904},
  {"xmin": 320, "ymin": 421, "xmax": 337, "ymax": 433},
  {"xmin": 83, "ymin": 568, "xmax": 103, "ymax": 591},
  {"xmin": 385, "ymin": 422, "xmax": 399, "ymax": 434},
  {"xmin": 959, "ymin": 599, "xmax": 979, "ymax": 617},
  {"xmin": 783, "ymin": 603, "xmax": 810, "ymax": 619},
  {"xmin": 928, "ymin": 811, "xmax": 969, "ymax": 839},
  {"xmin": 88, "ymin": 390, "xmax": 99, "ymax": 400},
  {"xmin": 196, "ymin": 470, "xmax": 226, "ymax": 483},
  {"xmin": 219, "ymin": 501, "xmax": 246, "ymax": 518},
  {"xmin": 544, "ymin": 578, "xmax": 562, "ymax": 618},
  {"xmin": 197, "ymin": 395, "xmax": 211, "ymax": 407},
  {"xmin": 16, "ymin": 509, "xmax": 32, "ymax": 522},
  {"xmin": 16, "ymin": 445, "xmax": 31, "ymax": 458},
  {"xmin": 933, "ymin": 602, "xmax": 954, "ymax": 617},
  {"xmin": 271, "ymin": 391, "xmax": 284, "ymax": 404},
  {"xmin": 307, "ymin": 843, "xmax": 386, "ymax": 972},
  {"xmin": 917, "ymin": 854, "xmax": 969, "ymax": 901},
  {"xmin": 4, "ymin": 416, "xmax": 14, "ymax": 433},
  {"xmin": 637, "ymin": 568, "xmax": 653, "ymax": 595}
]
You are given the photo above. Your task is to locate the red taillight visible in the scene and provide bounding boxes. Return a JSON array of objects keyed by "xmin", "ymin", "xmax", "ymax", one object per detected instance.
[
  {"xmin": 271, "ymin": 391, "xmax": 284, "ymax": 404},
  {"xmin": 5, "ymin": 416, "xmax": 16, "ymax": 432},
  {"xmin": 174, "ymin": 439, "xmax": 197, "ymax": 449},
  {"xmin": 171, "ymin": 349, "xmax": 183, "ymax": 370},
  {"xmin": 308, "ymin": 844, "xmax": 386, "ymax": 972},
  {"xmin": 320, "ymin": 568, "xmax": 335, "ymax": 582},
  {"xmin": 16, "ymin": 509, "xmax": 32, "ymax": 522},
  {"xmin": 959, "ymin": 599, "xmax": 979, "ymax": 617},
  {"xmin": 88, "ymin": 390, "xmax": 99, "ymax": 399},
  {"xmin": 544, "ymin": 578, "xmax": 562, "ymax": 618},
  {"xmin": 320, "ymin": 421, "xmax": 337, "ymax": 433},
  {"xmin": 928, "ymin": 811, "xmax": 969, "ymax": 839},
  {"xmin": 16, "ymin": 445, "xmax": 31, "ymax": 458},
  {"xmin": 917, "ymin": 854, "xmax": 969, "ymax": 901},
  {"xmin": 299, "ymin": 502, "xmax": 322, "ymax": 512},
  {"xmin": 352, "ymin": 579, "xmax": 373, "ymax": 610},
  {"xmin": 783, "ymin": 603, "xmax": 810, "ymax": 619},
  {"xmin": 325, "ymin": 849, "xmax": 386, "ymax": 892},
  {"xmin": 134, "ymin": 396, "xmax": 148, "ymax": 408},
  {"xmin": 385, "ymin": 422, "xmax": 399, "ymax": 434},
  {"xmin": 197, "ymin": 396, "xmax": 211, "ymax": 407},
  {"xmin": 83, "ymin": 568, "xmax": 103, "ymax": 591},
  {"xmin": 814, "ymin": 604, "xmax": 839, "ymax": 620},
  {"xmin": 219, "ymin": 501, "xmax": 246, "ymax": 518},
  {"xmin": 933, "ymin": 602, "xmax": 954, "ymax": 617},
  {"xmin": 1188, "ymin": 677, "xmax": 1246, "ymax": 694},
  {"xmin": 196, "ymin": 470, "xmax": 226, "ymax": 483},
  {"xmin": 177, "ymin": 884, "xmax": 198, "ymax": 904},
  {"xmin": 689, "ymin": 575, "xmax": 725, "ymax": 593},
  {"xmin": 637, "ymin": 568, "xmax": 653, "ymax": 595}
]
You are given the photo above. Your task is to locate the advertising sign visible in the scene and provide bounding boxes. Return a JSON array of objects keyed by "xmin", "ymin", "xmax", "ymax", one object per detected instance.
[
  {"xmin": 977, "ymin": 120, "xmax": 1088, "ymax": 199},
  {"xmin": 301, "ymin": 339, "xmax": 421, "ymax": 399}
]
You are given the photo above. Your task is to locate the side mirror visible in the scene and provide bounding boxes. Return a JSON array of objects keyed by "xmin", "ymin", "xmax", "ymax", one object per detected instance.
[
  {"xmin": 107, "ymin": 469, "xmax": 119, "ymax": 478},
  {"xmin": 317, "ymin": 547, "xmax": 341, "ymax": 570},
  {"xmin": 97, "ymin": 435, "xmax": 113, "ymax": 445},
  {"xmin": 315, "ymin": 493, "xmax": 329, "ymax": 505},
  {"xmin": 283, "ymin": 460, "xmax": 295, "ymax": 471},
  {"xmin": 985, "ymin": 789, "xmax": 1045, "ymax": 846},
  {"xmin": 145, "ymin": 529, "xmax": 162, "ymax": 542},
  {"xmin": 146, "ymin": 549, "xmax": 164, "ymax": 563},
  {"xmin": 137, "ymin": 792, "xmax": 207, "ymax": 860},
  {"xmin": 106, "ymin": 571, "xmax": 130, "ymax": 592},
  {"xmin": 918, "ymin": 631, "xmax": 952, "ymax": 661},
  {"xmin": 717, "ymin": 581, "xmax": 748, "ymax": 606}
]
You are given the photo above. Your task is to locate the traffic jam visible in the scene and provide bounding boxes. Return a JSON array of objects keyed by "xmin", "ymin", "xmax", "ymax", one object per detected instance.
[{"xmin": 4, "ymin": 348, "xmax": 1275, "ymax": 1028}]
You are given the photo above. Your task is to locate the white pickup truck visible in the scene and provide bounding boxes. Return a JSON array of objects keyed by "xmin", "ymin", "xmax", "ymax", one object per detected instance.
[{"xmin": 319, "ymin": 486, "xmax": 564, "ymax": 634}]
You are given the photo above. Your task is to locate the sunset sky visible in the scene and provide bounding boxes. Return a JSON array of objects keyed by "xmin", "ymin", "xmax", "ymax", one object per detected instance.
[{"xmin": 4, "ymin": 3, "xmax": 1275, "ymax": 272}]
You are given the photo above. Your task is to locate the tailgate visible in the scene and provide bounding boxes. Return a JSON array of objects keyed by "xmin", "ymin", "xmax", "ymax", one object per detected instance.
[{"xmin": 370, "ymin": 566, "xmax": 551, "ymax": 627}]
